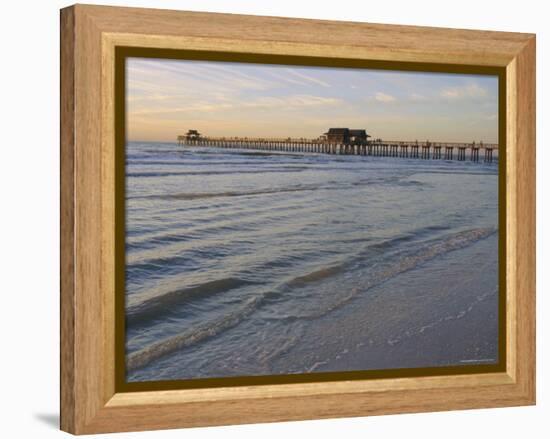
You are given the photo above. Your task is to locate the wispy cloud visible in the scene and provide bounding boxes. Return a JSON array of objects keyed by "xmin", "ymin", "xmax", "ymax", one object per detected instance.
[
  {"xmin": 283, "ymin": 68, "xmax": 331, "ymax": 87},
  {"xmin": 129, "ymin": 94, "xmax": 342, "ymax": 117},
  {"xmin": 440, "ymin": 83, "xmax": 488, "ymax": 99},
  {"xmin": 409, "ymin": 93, "xmax": 427, "ymax": 101},
  {"xmin": 374, "ymin": 92, "xmax": 397, "ymax": 103}
]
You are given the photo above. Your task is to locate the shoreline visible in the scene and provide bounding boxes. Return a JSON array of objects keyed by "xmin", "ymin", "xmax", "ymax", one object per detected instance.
[{"xmin": 271, "ymin": 233, "xmax": 499, "ymax": 374}]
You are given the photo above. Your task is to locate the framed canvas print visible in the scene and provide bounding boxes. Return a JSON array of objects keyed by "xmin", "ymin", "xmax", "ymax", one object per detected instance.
[{"xmin": 60, "ymin": 4, "xmax": 536, "ymax": 434}]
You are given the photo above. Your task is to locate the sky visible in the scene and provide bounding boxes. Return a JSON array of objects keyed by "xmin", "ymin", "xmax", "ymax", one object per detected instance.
[{"xmin": 126, "ymin": 58, "xmax": 499, "ymax": 143}]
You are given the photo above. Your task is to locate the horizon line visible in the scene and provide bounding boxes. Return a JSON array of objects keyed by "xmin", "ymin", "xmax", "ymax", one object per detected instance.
[{"xmin": 127, "ymin": 137, "xmax": 500, "ymax": 145}]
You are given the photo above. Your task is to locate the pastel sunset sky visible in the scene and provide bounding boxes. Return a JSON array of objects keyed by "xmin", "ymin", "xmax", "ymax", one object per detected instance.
[{"xmin": 126, "ymin": 58, "xmax": 499, "ymax": 143}]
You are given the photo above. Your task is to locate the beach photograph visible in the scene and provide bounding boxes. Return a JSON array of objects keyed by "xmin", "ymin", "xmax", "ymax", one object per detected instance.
[{"xmin": 124, "ymin": 57, "xmax": 500, "ymax": 383}]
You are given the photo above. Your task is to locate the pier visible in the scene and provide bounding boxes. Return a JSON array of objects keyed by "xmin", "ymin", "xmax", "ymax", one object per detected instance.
[{"xmin": 177, "ymin": 131, "xmax": 498, "ymax": 163}]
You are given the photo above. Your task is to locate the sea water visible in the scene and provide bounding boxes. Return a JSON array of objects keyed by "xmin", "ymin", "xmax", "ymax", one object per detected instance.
[{"xmin": 125, "ymin": 142, "xmax": 499, "ymax": 382}]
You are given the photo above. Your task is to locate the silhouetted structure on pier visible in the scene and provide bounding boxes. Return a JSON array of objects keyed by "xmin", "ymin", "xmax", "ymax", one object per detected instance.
[
  {"xmin": 324, "ymin": 128, "xmax": 371, "ymax": 145},
  {"xmin": 185, "ymin": 130, "xmax": 201, "ymax": 141}
]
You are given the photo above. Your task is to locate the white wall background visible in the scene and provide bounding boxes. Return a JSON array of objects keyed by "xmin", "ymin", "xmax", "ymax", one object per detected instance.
[{"xmin": 0, "ymin": 0, "xmax": 547, "ymax": 437}]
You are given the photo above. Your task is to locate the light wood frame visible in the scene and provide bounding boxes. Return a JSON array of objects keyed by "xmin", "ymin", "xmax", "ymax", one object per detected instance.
[{"xmin": 60, "ymin": 4, "xmax": 536, "ymax": 434}]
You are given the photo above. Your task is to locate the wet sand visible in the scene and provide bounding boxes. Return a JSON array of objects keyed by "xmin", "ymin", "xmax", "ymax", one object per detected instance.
[{"xmin": 271, "ymin": 233, "xmax": 499, "ymax": 374}]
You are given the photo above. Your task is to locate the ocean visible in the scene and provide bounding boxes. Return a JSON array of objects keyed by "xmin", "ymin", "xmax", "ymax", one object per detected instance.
[{"xmin": 124, "ymin": 141, "xmax": 499, "ymax": 382}]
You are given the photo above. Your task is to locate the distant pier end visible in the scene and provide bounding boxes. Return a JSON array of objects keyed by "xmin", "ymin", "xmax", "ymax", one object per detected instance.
[{"xmin": 177, "ymin": 128, "xmax": 498, "ymax": 163}]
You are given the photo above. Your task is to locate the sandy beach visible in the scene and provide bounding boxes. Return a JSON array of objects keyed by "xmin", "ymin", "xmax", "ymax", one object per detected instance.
[{"xmin": 273, "ymin": 233, "xmax": 499, "ymax": 374}]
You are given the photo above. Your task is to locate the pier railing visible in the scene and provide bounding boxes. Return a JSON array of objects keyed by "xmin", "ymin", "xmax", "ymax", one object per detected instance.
[{"xmin": 176, "ymin": 136, "xmax": 499, "ymax": 163}]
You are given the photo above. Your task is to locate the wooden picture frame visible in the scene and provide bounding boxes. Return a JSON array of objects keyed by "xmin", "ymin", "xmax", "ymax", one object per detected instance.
[{"xmin": 60, "ymin": 4, "xmax": 536, "ymax": 434}]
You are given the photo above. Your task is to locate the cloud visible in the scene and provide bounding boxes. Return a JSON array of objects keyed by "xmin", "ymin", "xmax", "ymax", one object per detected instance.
[
  {"xmin": 375, "ymin": 92, "xmax": 397, "ymax": 103},
  {"xmin": 129, "ymin": 94, "xmax": 342, "ymax": 117},
  {"xmin": 127, "ymin": 94, "xmax": 175, "ymax": 103},
  {"xmin": 440, "ymin": 83, "xmax": 488, "ymax": 99},
  {"xmin": 262, "ymin": 94, "xmax": 339, "ymax": 108},
  {"xmin": 283, "ymin": 68, "xmax": 331, "ymax": 87},
  {"xmin": 127, "ymin": 59, "xmax": 277, "ymax": 95},
  {"xmin": 409, "ymin": 93, "xmax": 427, "ymax": 101}
]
